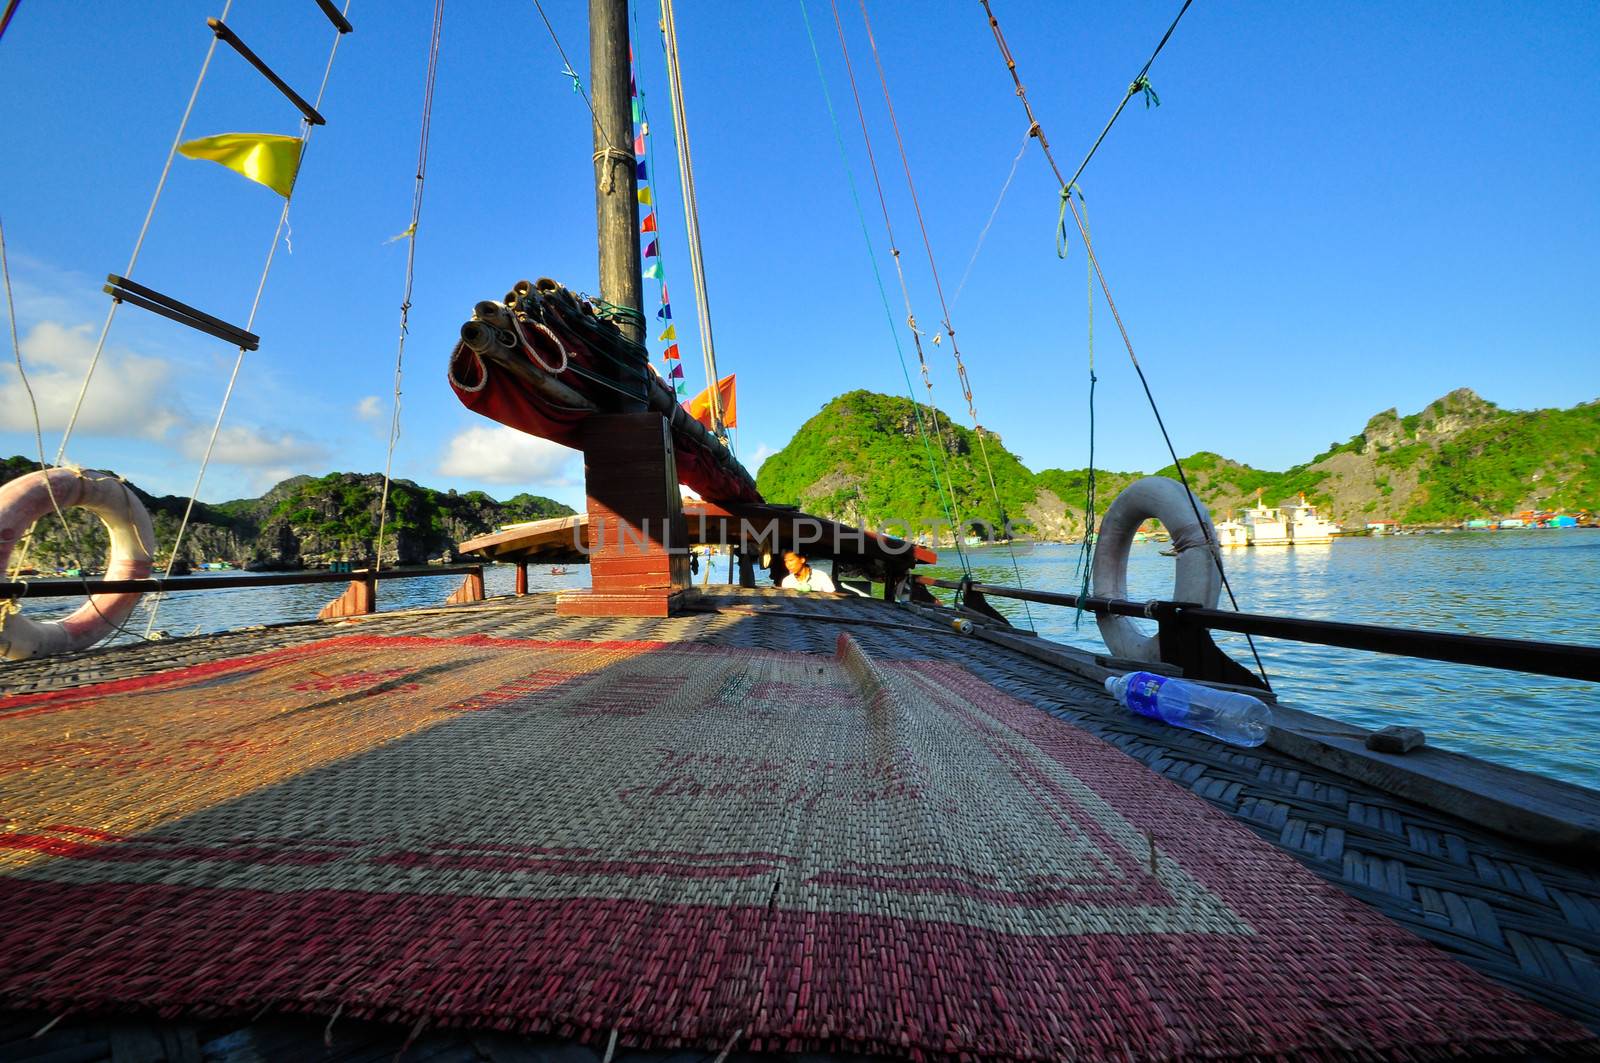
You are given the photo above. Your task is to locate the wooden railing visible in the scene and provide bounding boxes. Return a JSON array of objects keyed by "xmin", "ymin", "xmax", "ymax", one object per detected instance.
[
  {"xmin": 920, "ymin": 577, "xmax": 1600, "ymax": 686},
  {"xmin": 1, "ymin": 564, "xmax": 488, "ymax": 622}
]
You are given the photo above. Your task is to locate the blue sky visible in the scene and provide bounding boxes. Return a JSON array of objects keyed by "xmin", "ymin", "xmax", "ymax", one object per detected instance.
[{"xmin": 2, "ymin": 1, "xmax": 1596, "ymax": 509}]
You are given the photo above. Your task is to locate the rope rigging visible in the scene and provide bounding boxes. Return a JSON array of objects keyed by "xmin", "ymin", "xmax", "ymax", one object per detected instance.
[
  {"xmin": 2, "ymin": 216, "xmax": 154, "ymax": 646},
  {"xmin": 853, "ymin": 0, "xmax": 1033, "ymax": 626},
  {"xmin": 145, "ymin": 1, "xmax": 355, "ymax": 636},
  {"xmin": 7, "ymin": 2, "xmax": 238, "ymax": 640},
  {"xmin": 977, "ymin": 0, "xmax": 1272, "ymax": 690},
  {"xmin": 820, "ymin": 0, "xmax": 971, "ymax": 573},
  {"xmin": 375, "ymin": 0, "xmax": 446, "ymax": 573},
  {"xmin": 796, "ymin": 0, "xmax": 969, "ymax": 577},
  {"xmin": 1064, "ymin": 0, "xmax": 1192, "ymax": 196},
  {"xmin": 952, "ymin": 124, "xmax": 1032, "ymax": 309},
  {"xmin": 54, "ymin": 0, "xmax": 235, "ymax": 467},
  {"xmin": 659, "ymin": 0, "xmax": 728, "ymax": 444},
  {"xmin": 1072, "ymin": 190, "xmax": 1096, "ymax": 630}
]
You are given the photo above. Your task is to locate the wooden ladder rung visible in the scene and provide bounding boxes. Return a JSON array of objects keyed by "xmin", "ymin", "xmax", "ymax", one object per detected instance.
[
  {"xmin": 104, "ymin": 275, "xmax": 260, "ymax": 350},
  {"xmin": 208, "ymin": 18, "xmax": 327, "ymax": 125},
  {"xmin": 313, "ymin": 0, "xmax": 353, "ymax": 34}
]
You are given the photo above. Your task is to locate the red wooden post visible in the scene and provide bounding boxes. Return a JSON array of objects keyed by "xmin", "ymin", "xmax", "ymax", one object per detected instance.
[
  {"xmin": 515, "ymin": 561, "xmax": 528, "ymax": 596},
  {"xmin": 558, "ymin": 412, "xmax": 689, "ymax": 617}
]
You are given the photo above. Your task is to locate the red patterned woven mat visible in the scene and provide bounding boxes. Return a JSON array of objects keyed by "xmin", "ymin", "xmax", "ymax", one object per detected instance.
[{"xmin": 0, "ymin": 633, "xmax": 1592, "ymax": 1060}]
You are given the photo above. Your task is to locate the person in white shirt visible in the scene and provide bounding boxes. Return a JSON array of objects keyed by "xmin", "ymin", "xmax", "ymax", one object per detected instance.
[{"xmin": 780, "ymin": 550, "xmax": 835, "ymax": 593}]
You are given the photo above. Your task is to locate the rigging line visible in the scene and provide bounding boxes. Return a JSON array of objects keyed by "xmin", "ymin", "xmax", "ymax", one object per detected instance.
[
  {"xmin": 1072, "ymin": 194, "xmax": 1096, "ymax": 630},
  {"xmin": 2, "ymin": 216, "xmax": 152, "ymax": 645},
  {"xmin": 659, "ymin": 0, "xmax": 727, "ymax": 444},
  {"xmin": 796, "ymin": 0, "xmax": 968, "ymax": 576},
  {"xmin": 977, "ymin": 0, "xmax": 1272, "ymax": 690},
  {"xmin": 1064, "ymin": 0, "xmax": 1193, "ymax": 195},
  {"xmin": 144, "ymin": 2, "xmax": 353, "ymax": 636},
  {"xmin": 823, "ymin": 0, "xmax": 970, "ymax": 563},
  {"xmin": 952, "ymin": 124, "xmax": 1031, "ymax": 309},
  {"xmin": 54, "ymin": 0, "xmax": 235, "ymax": 466},
  {"xmin": 855, "ymin": 0, "xmax": 1032, "ymax": 627},
  {"xmin": 376, "ymin": 0, "xmax": 446, "ymax": 573},
  {"xmin": 529, "ymin": 0, "xmax": 631, "ymax": 162}
]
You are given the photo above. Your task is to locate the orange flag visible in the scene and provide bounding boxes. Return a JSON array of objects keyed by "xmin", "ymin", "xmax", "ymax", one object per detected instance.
[{"xmin": 686, "ymin": 374, "xmax": 737, "ymax": 429}]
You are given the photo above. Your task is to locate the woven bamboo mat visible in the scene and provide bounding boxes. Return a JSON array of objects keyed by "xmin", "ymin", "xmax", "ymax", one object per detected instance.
[{"xmin": 0, "ymin": 631, "xmax": 1593, "ymax": 1061}]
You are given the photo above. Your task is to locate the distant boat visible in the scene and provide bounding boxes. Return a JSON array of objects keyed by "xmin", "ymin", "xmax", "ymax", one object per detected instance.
[
  {"xmin": 1240, "ymin": 496, "xmax": 1289, "ymax": 546},
  {"xmin": 1281, "ymin": 495, "xmax": 1337, "ymax": 545},
  {"xmin": 1236, "ymin": 492, "xmax": 1336, "ymax": 546}
]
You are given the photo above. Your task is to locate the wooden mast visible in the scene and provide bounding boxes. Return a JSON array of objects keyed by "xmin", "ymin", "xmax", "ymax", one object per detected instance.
[
  {"xmin": 558, "ymin": 0, "xmax": 690, "ymax": 617},
  {"xmin": 590, "ymin": 0, "xmax": 644, "ymax": 357}
]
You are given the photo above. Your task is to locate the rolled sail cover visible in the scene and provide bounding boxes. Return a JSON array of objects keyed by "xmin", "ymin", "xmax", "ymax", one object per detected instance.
[{"xmin": 448, "ymin": 279, "xmax": 761, "ymax": 505}]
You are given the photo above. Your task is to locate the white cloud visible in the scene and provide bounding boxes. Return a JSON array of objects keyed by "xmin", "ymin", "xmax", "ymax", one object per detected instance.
[
  {"xmin": 438, "ymin": 425, "xmax": 578, "ymax": 486},
  {"xmin": 181, "ymin": 424, "xmax": 329, "ymax": 467},
  {"xmin": 0, "ymin": 320, "xmax": 184, "ymax": 439},
  {"xmin": 750, "ymin": 441, "xmax": 776, "ymax": 470},
  {"xmin": 355, "ymin": 395, "xmax": 383, "ymax": 421}
]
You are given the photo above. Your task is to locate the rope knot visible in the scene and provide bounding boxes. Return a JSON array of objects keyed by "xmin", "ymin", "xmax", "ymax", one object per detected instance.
[
  {"xmin": 591, "ymin": 147, "xmax": 633, "ymax": 194},
  {"xmin": 1129, "ymin": 74, "xmax": 1160, "ymax": 109}
]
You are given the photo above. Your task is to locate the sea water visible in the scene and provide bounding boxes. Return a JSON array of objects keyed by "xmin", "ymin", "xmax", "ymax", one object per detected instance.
[
  {"xmin": 10, "ymin": 531, "xmax": 1599, "ymax": 789},
  {"xmin": 941, "ymin": 530, "xmax": 1600, "ymax": 789}
]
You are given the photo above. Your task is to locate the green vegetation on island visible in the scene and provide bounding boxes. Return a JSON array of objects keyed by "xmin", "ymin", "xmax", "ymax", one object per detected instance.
[
  {"xmin": 0, "ymin": 459, "xmax": 572, "ymax": 571},
  {"xmin": 756, "ymin": 388, "xmax": 1600, "ymax": 538}
]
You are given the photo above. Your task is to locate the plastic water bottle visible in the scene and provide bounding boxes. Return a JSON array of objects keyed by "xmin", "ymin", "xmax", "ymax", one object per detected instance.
[{"xmin": 1104, "ymin": 671, "xmax": 1272, "ymax": 748}]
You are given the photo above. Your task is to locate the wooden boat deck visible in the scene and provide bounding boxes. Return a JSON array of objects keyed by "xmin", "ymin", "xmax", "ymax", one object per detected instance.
[{"xmin": 2, "ymin": 588, "xmax": 1597, "ymax": 1061}]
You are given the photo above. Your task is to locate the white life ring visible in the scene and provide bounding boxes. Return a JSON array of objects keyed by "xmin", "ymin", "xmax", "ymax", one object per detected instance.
[
  {"xmin": 1091, "ymin": 476, "xmax": 1222, "ymax": 663},
  {"xmin": 0, "ymin": 468, "xmax": 156, "ymax": 660}
]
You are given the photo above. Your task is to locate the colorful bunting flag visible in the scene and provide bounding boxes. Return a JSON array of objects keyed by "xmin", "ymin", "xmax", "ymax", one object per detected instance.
[
  {"xmin": 631, "ymin": 99, "xmax": 642, "ymax": 123},
  {"xmin": 658, "ymin": 324, "xmax": 676, "ymax": 341},
  {"xmin": 669, "ymin": 363, "xmax": 685, "ymax": 379},
  {"xmin": 634, "ymin": 133, "xmax": 646, "ymax": 155},
  {"xmin": 687, "ymin": 375, "xmax": 738, "ymax": 429},
  {"xmin": 676, "ymin": 382, "xmax": 688, "ymax": 397},
  {"xmin": 636, "ymin": 158, "xmax": 648, "ymax": 180},
  {"xmin": 177, "ymin": 132, "xmax": 303, "ymax": 198},
  {"xmin": 658, "ymin": 304, "xmax": 672, "ymax": 320},
  {"xmin": 663, "ymin": 344, "xmax": 680, "ymax": 360},
  {"xmin": 640, "ymin": 212, "xmax": 657, "ymax": 233},
  {"xmin": 643, "ymin": 261, "xmax": 663, "ymax": 280},
  {"xmin": 644, "ymin": 239, "xmax": 658, "ymax": 258},
  {"xmin": 637, "ymin": 186, "xmax": 653, "ymax": 205}
]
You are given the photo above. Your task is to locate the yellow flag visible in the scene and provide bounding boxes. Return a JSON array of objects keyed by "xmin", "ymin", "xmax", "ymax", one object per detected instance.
[
  {"xmin": 658, "ymin": 324, "xmax": 676, "ymax": 341},
  {"xmin": 178, "ymin": 133, "xmax": 303, "ymax": 197},
  {"xmin": 637, "ymin": 185, "xmax": 653, "ymax": 205}
]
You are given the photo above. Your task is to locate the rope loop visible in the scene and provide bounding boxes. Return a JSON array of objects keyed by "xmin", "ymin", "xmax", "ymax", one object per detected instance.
[
  {"xmin": 1055, "ymin": 184, "xmax": 1084, "ymax": 260},
  {"xmin": 514, "ymin": 316, "xmax": 571, "ymax": 375}
]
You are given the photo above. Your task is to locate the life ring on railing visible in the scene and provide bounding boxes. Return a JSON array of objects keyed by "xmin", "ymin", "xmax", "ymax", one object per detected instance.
[
  {"xmin": 1091, "ymin": 476, "xmax": 1222, "ymax": 663},
  {"xmin": 0, "ymin": 468, "xmax": 155, "ymax": 660}
]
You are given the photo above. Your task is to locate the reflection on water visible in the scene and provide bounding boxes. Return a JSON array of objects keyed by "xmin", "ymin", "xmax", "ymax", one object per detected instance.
[
  {"xmin": 938, "ymin": 531, "xmax": 1600, "ymax": 790},
  {"xmin": 10, "ymin": 533, "xmax": 1599, "ymax": 789}
]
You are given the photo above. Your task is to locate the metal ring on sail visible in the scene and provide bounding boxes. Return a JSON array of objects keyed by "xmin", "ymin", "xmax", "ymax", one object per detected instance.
[
  {"xmin": 1091, "ymin": 476, "xmax": 1221, "ymax": 663},
  {"xmin": 0, "ymin": 468, "xmax": 156, "ymax": 660}
]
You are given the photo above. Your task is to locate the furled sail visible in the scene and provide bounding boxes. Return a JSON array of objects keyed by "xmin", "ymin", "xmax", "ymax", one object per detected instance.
[{"xmin": 448, "ymin": 277, "xmax": 760, "ymax": 503}]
